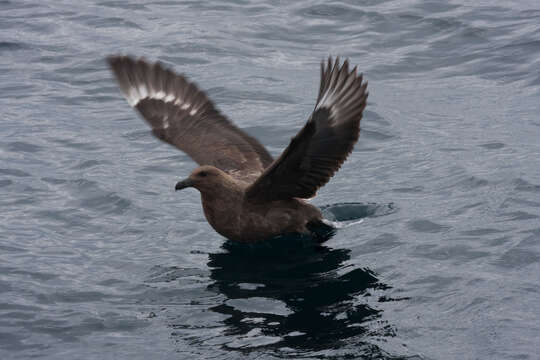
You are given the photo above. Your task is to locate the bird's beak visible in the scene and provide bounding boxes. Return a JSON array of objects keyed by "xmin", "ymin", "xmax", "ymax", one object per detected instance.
[{"xmin": 175, "ymin": 178, "xmax": 193, "ymax": 191}]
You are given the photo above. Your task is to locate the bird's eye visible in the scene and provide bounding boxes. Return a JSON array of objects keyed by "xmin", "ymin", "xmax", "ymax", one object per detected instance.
[{"xmin": 199, "ymin": 171, "xmax": 207, "ymax": 177}]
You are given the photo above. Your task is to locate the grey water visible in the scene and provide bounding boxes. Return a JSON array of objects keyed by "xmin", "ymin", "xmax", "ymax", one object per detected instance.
[{"xmin": 1, "ymin": 0, "xmax": 540, "ymax": 359}]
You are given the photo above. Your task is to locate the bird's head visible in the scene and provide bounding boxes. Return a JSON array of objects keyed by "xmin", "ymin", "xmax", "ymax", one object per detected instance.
[{"xmin": 174, "ymin": 165, "xmax": 232, "ymax": 193}]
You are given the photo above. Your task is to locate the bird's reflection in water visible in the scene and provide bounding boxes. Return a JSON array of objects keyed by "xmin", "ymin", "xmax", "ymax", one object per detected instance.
[{"xmin": 207, "ymin": 206, "xmax": 395, "ymax": 355}]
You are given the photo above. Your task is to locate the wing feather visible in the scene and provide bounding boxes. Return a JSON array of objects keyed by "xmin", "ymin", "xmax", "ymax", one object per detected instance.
[
  {"xmin": 108, "ymin": 56, "xmax": 273, "ymax": 180},
  {"xmin": 246, "ymin": 57, "xmax": 368, "ymax": 201}
]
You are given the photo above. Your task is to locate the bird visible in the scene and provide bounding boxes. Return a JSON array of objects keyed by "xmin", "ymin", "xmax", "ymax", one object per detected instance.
[{"xmin": 108, "ymin": 56, "xmax": 368, "ymax": 242}]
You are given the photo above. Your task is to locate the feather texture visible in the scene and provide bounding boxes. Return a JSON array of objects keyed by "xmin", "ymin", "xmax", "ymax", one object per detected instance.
[
  {"xmin": 246, "ymin": 57, "xmax": 368, "ymax": 201},
  {"xmin": 108, "ymin": 56, "xmax": 273, "ymax": 180}
]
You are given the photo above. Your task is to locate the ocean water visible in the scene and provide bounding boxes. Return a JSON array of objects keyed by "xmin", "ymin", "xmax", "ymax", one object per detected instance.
[{"xmin": 1, "ymin": 0, "xmax": 540, "ymax": 359}]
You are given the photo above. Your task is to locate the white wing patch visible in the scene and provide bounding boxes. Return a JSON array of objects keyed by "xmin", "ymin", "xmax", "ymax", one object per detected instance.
[
  {"xmin": 315, "ymin": 87, "xmax": 340, "ymax": 122},
  {"xmin": 124, "ymin": 84, "xmax": 197, "ymax": 116},
  {"xmin": 316, "ymin": 89, "xmax": 336, "ymax": 110},
  {"xmin": 316, "ymin": 90, "xmax": 337, "ymax": 114},
  {"xmin": 315, "ymin": 72, "xmax": 357, "ymax": 122}
]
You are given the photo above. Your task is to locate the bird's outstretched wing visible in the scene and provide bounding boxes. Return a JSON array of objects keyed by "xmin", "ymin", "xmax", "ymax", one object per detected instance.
[
  {"xmin": 246, "ymin": 57, "xmax": 368, "ymax": 201},
  {"xmin": 108, "ymin": 56, "xmax": 273, "ymax": 180}
]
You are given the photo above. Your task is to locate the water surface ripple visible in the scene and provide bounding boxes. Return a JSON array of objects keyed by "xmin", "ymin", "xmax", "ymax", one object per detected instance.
[{"xmin": 1, "ymin": 0, "xmax": 540, "ymax": 359}]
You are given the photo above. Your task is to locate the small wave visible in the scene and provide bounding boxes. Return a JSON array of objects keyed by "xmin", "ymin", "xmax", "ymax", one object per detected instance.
[
  {"xmin": 317, "ymin": 202, "xmax": 397, "ymax": 233},
  {"xmin": 321, "ymin": 202, "xmax": 396, "ymax": 222},
  {"xmin": 322, "ymin": 217, "xmax": 365, "ymax": 229}
]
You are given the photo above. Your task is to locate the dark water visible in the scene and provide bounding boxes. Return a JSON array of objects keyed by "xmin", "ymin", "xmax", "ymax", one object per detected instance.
[{"xmin": 1, "ymin": 1, "xmax": 540, "ymax": 359}]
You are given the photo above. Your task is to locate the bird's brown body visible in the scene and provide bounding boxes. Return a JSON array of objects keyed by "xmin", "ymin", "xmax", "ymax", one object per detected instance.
[
  {"xmin": 175, "ymin": 166, "xmax": 323, "ymax": 242},
  {"xmin": 108, "ymin": 56, "xmax": 368, "ymax": 242},
  {"xmin": 202, "ymin": 194, "xmax": 322, "ymax": 243}
]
